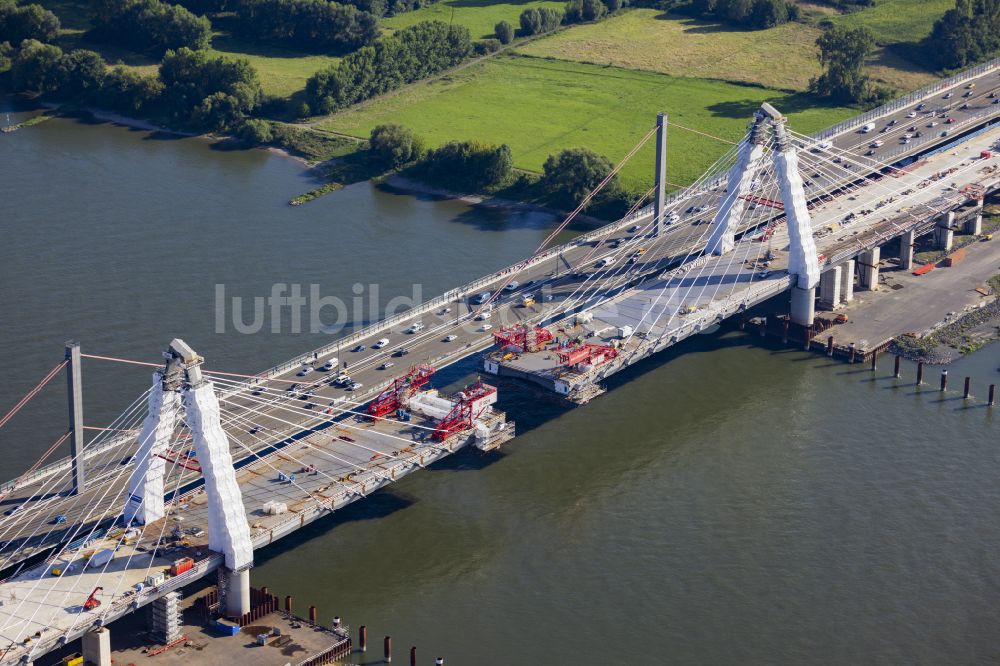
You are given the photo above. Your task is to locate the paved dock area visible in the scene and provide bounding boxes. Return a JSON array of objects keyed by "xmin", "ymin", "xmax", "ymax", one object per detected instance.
[{"xmin": 821, "ymin": 237, "xmax": 1000, "ymax": 350}]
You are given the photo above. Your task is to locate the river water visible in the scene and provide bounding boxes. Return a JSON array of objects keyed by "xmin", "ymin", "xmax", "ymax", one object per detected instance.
[{"xmin": 2, "ymin": 106, "xmax": 1000, "ymax": 665}]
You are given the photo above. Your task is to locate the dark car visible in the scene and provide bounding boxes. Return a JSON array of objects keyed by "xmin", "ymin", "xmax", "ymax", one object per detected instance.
[
  {"xmin": 351, "ymin": 344, "xmax": 366, "ymax": 352},
  {"xmin": 393, "ymin": 348, "xmax": 410, "ymax": 357}
]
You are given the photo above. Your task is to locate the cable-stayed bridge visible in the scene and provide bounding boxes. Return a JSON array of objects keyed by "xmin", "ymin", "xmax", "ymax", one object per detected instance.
[{"xmin": 1, "ymin": 59, "xmax": 1000, "ymax": 666}]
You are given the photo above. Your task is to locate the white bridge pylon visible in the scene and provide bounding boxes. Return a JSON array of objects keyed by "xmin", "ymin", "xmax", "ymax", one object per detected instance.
[
  {"xmin": 706, "ymin": 103, "xmax": 821, "ymax": 308},
  {"xmin": 124, "ymin": 339, "xmax": 253, "ymax": 574}
]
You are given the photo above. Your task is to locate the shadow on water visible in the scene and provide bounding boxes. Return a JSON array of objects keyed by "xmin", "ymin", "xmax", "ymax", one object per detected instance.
[{"xmin": 251, "ymin": 489, "xmax": 414, "ymax": 567}]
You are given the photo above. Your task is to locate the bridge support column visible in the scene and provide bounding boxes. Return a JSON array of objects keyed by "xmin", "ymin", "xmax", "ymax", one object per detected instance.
[
  {"xmin": 225, "ymin": 568, "xmax": 251, "ymax": 618},
  {"xmin": 65, "ymin": 342, "xmax": 86, "ymax": 495},
  {"xmin": 858, "ymin": 247, "xmax": 880, "ymax": 291},
  {"xmin": 898, "ymin": 230, "xmax": 915, "ymax": 270},
  {"xmin": 935, "ymin": 212, "xmax": 955, "ymax": 251},
  {"xmin": 818, "ymin": 265, "xmax": 842, "ymax": 309},
  {"xmin": 82, "ymin": 627, "xmax": 111, "ymax": 666},
  {"xmin": 839, "ymin": 260, "xmax": 855, "ymax": 303},
  {"xmin": 966, "ymin": 213, "xmax": 983, "ymax": 235},
  {"xmin": 652, "ymin": 112, "xmax": 667, "ymax": 237},
  {"xmin": 790, "ymin": 286, "xmax": 816, "ymax": 327}
]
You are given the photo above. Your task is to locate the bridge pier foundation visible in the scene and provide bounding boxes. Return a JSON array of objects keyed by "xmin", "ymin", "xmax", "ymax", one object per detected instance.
[
  {"xmin": 839, "ymin": 260, "xmax": 855, "ymax": 303},
  {"xmin": 858, "ymin": 248, "xmax": 880, "ymax": 291},
  {"xmin": 966, "ymin": 213, "xmax": 983, "ymax": 235},
  {"xmin": 818, "ymin": 265, "xmax": 842, "ymax": 309},
  {"xmin": 898, "ymin": 230, "xmax": 915, "ymax": 270},
  {"xmin": 82, "ymin": 627, "xmax": 111, "ymax": 666},
  {"xmin": 935, "ymin": 212, "xmax": 955, "ymax": 251},
  {"xmin": 790, "ymin": 286, "xmax": 815, "ymax": 327},
  {"xmin": 225, "ymin": 568, "xmax": 251, "ymax": 618}
]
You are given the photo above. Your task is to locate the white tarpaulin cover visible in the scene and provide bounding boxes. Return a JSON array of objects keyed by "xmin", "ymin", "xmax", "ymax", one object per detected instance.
[
  {"xmin": 183, "ymin": 383, "xmax": 254, "ymax": 571},
  {"xmin": 125, "ymin": 374, "xmax": 181, "ymax": 525},
  {"xmin": 707, "ymin": 139, "xmax": 766, "ymax": 256},
  {"xmin": 775, "ymin": 148, "xmax": 820, "ymax": 289}
]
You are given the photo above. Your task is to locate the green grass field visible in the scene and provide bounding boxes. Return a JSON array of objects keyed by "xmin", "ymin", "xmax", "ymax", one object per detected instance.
[
  {"xmin": 208, "ymin": 33, "xmax": 339, "ymax": 98},
  {"xmin": 318, "ymin": 54, "xmax": 855, "ymax": 189},
  {"xmin": 382, "ymin": 0, "xmax": 567, "ymax": 39},
  {"xmin": 518, "ymin": 8, "xmax": 938, "ymax": 94},
  {"xmin": 830, "ymin": 0, "xmax": 954, "ymax": 44}
]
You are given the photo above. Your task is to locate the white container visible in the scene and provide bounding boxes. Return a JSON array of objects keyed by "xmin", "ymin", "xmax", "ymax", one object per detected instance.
[
  {"xmin": 88, "ymin": 548, "xmax": 114, "ymax": 569},
  {"xmin": 617, "ymin": 325, "xmax": 633, "ymax": 338}
]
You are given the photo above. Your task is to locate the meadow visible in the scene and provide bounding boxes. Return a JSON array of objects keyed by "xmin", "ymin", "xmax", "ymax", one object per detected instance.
[
  {"xmin": 382, "ymin": 0, "xmax": 567, "ymax": 39},
  {"xmin": 318, "ymin": 54, "xmax": 855, "ymax": 189}
]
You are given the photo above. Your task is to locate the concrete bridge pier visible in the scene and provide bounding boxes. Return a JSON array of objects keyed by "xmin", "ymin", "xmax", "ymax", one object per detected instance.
[
  {"xmin": 966, "ymin": 212, "xmax": 983, "ymax": 235},
  {"xmin": 839, "ymin": 259, "xmax": 855, "ymax": 303},
  {"xmin": 82, "ymin": 627, "xmax": 111, "ymax": 666},
  {"xmin": 818, "ymin": 265, "xmax": 842, "ymax": 309},
  {"xmin": 790, "ymin": 286, "xmax": 816, "ymax": 327},
  {"xmin": 935, "ymin": 211, "xmax": 955, "ymax": 251},
  {"xmin": 226, "ymin": 568, "xmax": 251, "ymax": 618},
  {"xmin": 898, "ymin": 229, "xmax": 915, "ymax": 270},
  {"xmin": 858, "ymin": 248, "xmax": 880, "ymax": 291}
]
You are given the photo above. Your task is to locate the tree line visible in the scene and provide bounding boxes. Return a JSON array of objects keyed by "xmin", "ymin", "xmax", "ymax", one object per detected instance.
[
  {"xmin": 232, "ymin": 0, "xmax": 379, "ymax": 54},
  {"xmin": 927, "ymin": 0, "xmax": 1000, "ymax": 70},
  {"xmin": 683, "ymin": 0, "xmax": 798, "ymax": 30},
  {"xmin": 2, "ymin": 39, "xmax": 261, "ymax": 131},
  {"xmin": 0, "ymin": 0, "xmax": 59, "ymax": 45},
  {"xmin": 90, "ymin": 0, "xmax": 211, "ymax": 55},
  {"xmin": 305, "ymin": 20, "xmax": 471, "ymax": 113},
  {"xmin": 502, "ymin": 0, "xmax": 626, "ymax": 41}
]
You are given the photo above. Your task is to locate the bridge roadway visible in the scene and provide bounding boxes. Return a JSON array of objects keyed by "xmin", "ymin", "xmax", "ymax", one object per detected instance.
[{"xmin": 1, "ymin": 62, "xmax": 1000, "ymax": 666}]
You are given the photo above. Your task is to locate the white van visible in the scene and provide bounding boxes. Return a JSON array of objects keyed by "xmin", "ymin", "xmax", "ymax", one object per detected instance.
[
  {"xmin": 372, "ymin": 338, "xmax": 389, "ymax": 349},
  {"xmin": 860, "ymin": 123, "xmax": 875, "ymax": 133},
  {"xmin": 473, "ymin": 292, "xmax": 492, "ymax": 304},
  {"xmin": 322, "ymin": 358, "xmax": 338, "ymax": 370},
  {"xmin": 405, "ymin": 322, "xmax": 424, "ymax": 334},
  {"xmin": 596, "ymin": 256, "xmax": 617, "ymax": 268}
]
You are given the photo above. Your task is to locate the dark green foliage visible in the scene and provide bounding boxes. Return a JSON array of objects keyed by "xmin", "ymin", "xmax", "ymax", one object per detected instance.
[
  {"xmin": 519, "ymin": 6, "xmax": 562, "ymax": 34},
  {"xmin": 158, "ymin": 47, "xmax": 262, "ymax": 130},
  {"xmin": 685, "ymin": 0, "xmax": 791, "ymax": 29},
  {"xmin": 54, "ymin": 48, "xmax": 105, "ymax": 98},
  {"xmin": 928, "ymin": 0, "xmax": 1000, "ymax": 69},
  {"xmin": 0, "ymin": 0, "xmax": 60, "ymax": 45},
  {"xmin": 99, "ymin": 64, "xmax": 164, "ymax": 113},
  {"xmin": 603, "ymin": 0, "xmax": 623, "ymax": 13},
  {"xmin": 541, "ymin": 147, "xmax": 619, "ymax": 208},
  {"xmin": 369, "ymin": 123, "xmax": 423, "ymax": 166},
  {"xmin": 474, "ymin": 37, "xmax": 501, "ymax": 55},
  {"xmin": 494, "ymin": 19, "xmax": 514, "ymax": 43},
  {"xmin": 90, "ymin": 0, "xmax": 211, "ymax": 56},
  {"xmin": 810, "ymin": 24, "xmax": 885, "ymax": 103},
  {"xmin": 421, "ymin": 140, "xmax": 512, "ymax": 190},
  {"xmin": 10, "ymin": 37, "xmax": 62, "ymax": 91},
  {"xmin": 305, "ymin": 21, "xmax": 471, "ymax": 113},
  {"xmin": 565, "ymin": 0, "xmax": 606, "ymax": 22},
  {"xmin": 0, "ymin": 40, "xmax": 13, "ymax": 72},
  {"xmin": 233, "ymin": 0, "xmax": 378, "ymax": 54}
]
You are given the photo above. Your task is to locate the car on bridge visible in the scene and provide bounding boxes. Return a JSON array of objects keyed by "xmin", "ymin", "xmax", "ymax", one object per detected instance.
[
  {"xmin": 404, "ymin": 323, "xmax": 424, "ymax": 334},
  {"xmin": 373, "ymin": 338, "xmax": 390, "ymax": 348},
  {"xmin": 378, "ymin": 362, "xmax": 394, "ymax": 370},
  {"xmin": 443, "ymin": 334, "xmax": 458, "ymax": 342},
  {"xmin": 297, "ymin": 365, "xmax": 314, "ymax": 377},
  {"xmin": 322, "ymin": 358, "xmax": 338, "ymax": 370},
  {"xmin": 504, "ymin": 281, "xmax": 520, "ymax": 291},
  {"xmin": 393, "ymin": 348, "xmax": 410, "ymax": 357},
  {"xmin": 351, "ymin": 344, "xmax": 366, "ymax": 352}
]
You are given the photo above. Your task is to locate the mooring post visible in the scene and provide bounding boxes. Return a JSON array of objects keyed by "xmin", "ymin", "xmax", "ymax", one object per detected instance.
[
  {"xmin": 870, "ymin": 351, "xmax": 877, "ymax": 372},
  {"xmin": 360, "ymin": 625, "xmax": 367, "ymax": 652},
  {"xmin": 284, "ymin": 595, "xmax": 292, "ymax": 613},
  {"xmin": 410, "ymin": 646, "xmax": 417, "ymax": 666},
  {"xmin": 827, "ymin": 335, "xmax": 834, "ymax": 357},
  {"xmin": 309, "ymin": 606, "xmax": 317, "ymax": 624},
  {"xmin": 989, "ymin": 384, "xmax": 996, "ymax": 406},
  {"xmin": 940, "ymin": 370, "xmax": 948, "ymax": 392},
  {"xmin": 917, "ymin": 361, "xmax": 924, "ymax": 385},
  {"xmin": 848, "ymin": 342, "xmax": 856, "ymax": 364},
  {"xmin": 782, "ymin": 320, "xmax": 789, "ymax": 344},
  {"xmin": 384, "ymin": 636, "xmax": 392, "ymax": 663},
  {"xmin": 963, "ymin": 376, "xmax": 971, "ymax": 400},
  {"xmin": 893, "ymin": 354, "xmax": 901, "ymax": 378}
]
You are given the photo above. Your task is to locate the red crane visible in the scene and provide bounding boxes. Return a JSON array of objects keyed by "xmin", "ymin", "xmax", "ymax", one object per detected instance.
[
  {"xmin": 555, "ymin": 344, "xmax": 618, "ymax": 367},
  {"xmin": 367, "ymin": 364, "xmax": 435, "ymax": 419},
  {"xmin": 432, "ymin": 382, "xmax": 496, "ymax": 441},
  {"xmin": 83, "ymin": 586, "xmax": 103, "ymax": 611}
]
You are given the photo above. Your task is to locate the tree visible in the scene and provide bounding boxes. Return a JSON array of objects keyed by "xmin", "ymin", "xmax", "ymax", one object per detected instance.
[
  {"xmin": 234, "ymin": 0, "xmax": 379, "ymax": 55},
  {"xmin": 541, "ymin": 147, "xmax": 618, "ymax": 207},
  {"xmin": 422, "ymin": 140, "xmax": 512, "ymax": 190},
  {"xmin": 927, "ymin": 0, "xmax": 1000, "ymax": 69},
  {"xmin": 519, "ymin": 7, "xmax": 542, "ymax": 34},
  {"xmin": 811, "ymin": 24, "xmax": 876, "ymax": 103},
  {"xmin": 99, "ymin": 64, "xmax": 163, "ymax": 113},
  {"xmin": 159, "ymin": 47, "xmax": 262, "ymax": 130},
  {"xmin": 494, "ymin": 19, "xmax": 514, "ymax": 44},
  {"xmin": 0, "ymin": 40, "xmax": 12, "ymax": 73},
  {"xmin": 10, "ymin": 38, "xmax": 62, "ymax": 92},
  {"xmin": 90, "ymin": 0, "xmax": 211, "ymax": 56},
  {"xmin": 369, "ymin": 123, "xmax": 423, "ymax": 166},
  {"xmin": 0, "ymin": 0, "xmax": 60, "ymax": 45},
  {"xmin": 56, "ymin": 49, "xmax": 106, "ymax": 99},
  {"xmin": 749, "ymin": 0, "xmax": 787, "ymax": 28}
]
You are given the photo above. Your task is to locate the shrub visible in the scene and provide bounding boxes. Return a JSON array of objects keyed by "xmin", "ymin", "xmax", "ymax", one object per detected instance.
[
  {"xmin": 541, "ymin": 147, "xmax": 619, "ymax": 207},
  {"xmin": 422, "ymin": 140, "xmax": 512, "ymax": 190},
  {"xmin": 369, "ymin": 123, "xmax": 423, "ymax": 166},
  {"xmin": 474, "ymin": 37, "xmax": 501, "ymax": 55},
  {"xmin": 238, "ymin": 118, "xmax": 274, "ymax": 144},
  {"xmin": 494, "ymin": 19, "xmax": 514, "ymax": 44},
  {"xmin": 0, "ymin": 0, "xmax": 60, "ymax": 44},
  {"xmin": 91, "ymin": 0, "xmax": 211, "ymax": 56}
]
